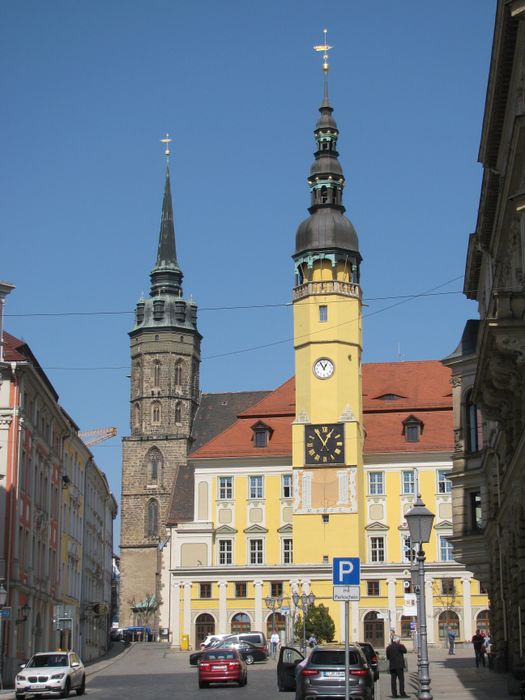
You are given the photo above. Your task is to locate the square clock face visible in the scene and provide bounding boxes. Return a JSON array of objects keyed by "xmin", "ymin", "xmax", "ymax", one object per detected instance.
[{"xmin": 305, "ymin": 423, "xmax": 345, "ymax": 465}]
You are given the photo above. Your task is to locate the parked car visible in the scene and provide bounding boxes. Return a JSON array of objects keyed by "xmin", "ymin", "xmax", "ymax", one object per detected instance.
[
  {"xmin": 277, "ymin": 644, "xmax": 374, "ymax": 699},
  {"xmin": 222, "ymin": 631, "xmax": 268, "ymax": 654},
  {"xmin": 15, "ymin": 651, "xmax": 86, "ymax": 699},
  {"xmin": 220, "ymin": 639, "xmax": 268, "ymax": 664},
  {"xmin": 357, "ymin": 642, "xmax": 379, "ymax": 682},
  {"xmin": 190, "ymin": 637, "xmax": 232, "ymax": 665},
  {"xmin": 199, "ymin": 633, "xmax": 229, "ymax": 650},
  {"xmin": 122, "ymin": 625, "xmax": 153, "ymax": 642},
  {"xmin": 197, "ymin": 647, "xmax": 247, "ymax": 688}
]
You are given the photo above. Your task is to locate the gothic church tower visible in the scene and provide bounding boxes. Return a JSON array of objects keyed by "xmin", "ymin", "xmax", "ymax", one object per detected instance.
[{"xmin": 119, "ymin": 153, "xmax": 200, "ymax": 626}]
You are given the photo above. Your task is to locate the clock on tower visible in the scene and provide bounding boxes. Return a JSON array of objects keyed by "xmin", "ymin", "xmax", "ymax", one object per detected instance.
[{"xmin": 305, "ymin": 423, "xmax": 345, "ymax": 465}]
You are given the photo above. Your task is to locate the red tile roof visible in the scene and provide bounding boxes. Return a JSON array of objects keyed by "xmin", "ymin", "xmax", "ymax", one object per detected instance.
[
  {"xmin": 191, "ymin": 360, "xmax": 453, "ymax": 459},
  {"xmin": 3, "ymin": 331, "xmax": 27, "ymax": 361}
]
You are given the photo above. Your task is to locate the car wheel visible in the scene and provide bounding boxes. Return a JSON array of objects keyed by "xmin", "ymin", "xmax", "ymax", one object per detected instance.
[
  {"xmin": 198, "ymin": 680, "xmax": 208, "ymax": 689},
  {"xmin": 15, "ymin": 694, "xmax": 25, "ymax": 700},
  {"xmin": 60, "ymin": 678, "xmax": 71, "ymax": 698},
  {"xmin": 76, "ymin": 675, "xmax": 86, "ymax": 696},
  {"xmin": 245, "ymin": 654, "xmax": 254, "ymax": 665}
]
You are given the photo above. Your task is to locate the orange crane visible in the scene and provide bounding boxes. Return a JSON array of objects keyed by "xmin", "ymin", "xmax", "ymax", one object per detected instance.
[{"xmin": 79, "ymin": 427, "xmax": 117, "ymax": 447}]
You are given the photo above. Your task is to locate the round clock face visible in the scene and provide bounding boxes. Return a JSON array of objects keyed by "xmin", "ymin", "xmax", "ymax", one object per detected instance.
[
  {"xmin": 305, "ymin": 423, "xmax": 345, "ymax": 465},
  {"xmin": 313, "ymin": 358, "xmax": 335, "ymax": 379}
]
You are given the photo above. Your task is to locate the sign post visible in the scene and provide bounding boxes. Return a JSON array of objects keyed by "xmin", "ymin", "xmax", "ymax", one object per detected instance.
[{"xmin": 333, "ymin": 558, "xmax": 360, "ymax": 700}]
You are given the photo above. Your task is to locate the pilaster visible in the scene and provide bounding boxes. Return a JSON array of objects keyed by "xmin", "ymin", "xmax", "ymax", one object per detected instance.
[
  {"xmin": 170, "ymin": 579, "xmax": 181, "ymax": 647},
  {"xmin": 218, "ymin": 580, "xmax": 228, "ymax": 633},
  {"xmin": 387, "ymin": 577, "xmax": 397, "ymax": 633},
  {"xmin": 254, "ymin": 580, "xmax": 264, "ymax": 631},
  {"xmin": 183, "ymin": 581, "xmax": 192, "ymax": 640},
  {"xmin": 462, "ymin": 577, "xmax": 473, "ymax": 640},
  {"xmin": 425, "ymin": 577, "xmax": 434, "ymax": 644}
]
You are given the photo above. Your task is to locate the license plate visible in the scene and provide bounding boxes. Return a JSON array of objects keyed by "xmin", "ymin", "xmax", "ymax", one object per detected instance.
[
  {"xmin": 212, "ymin": 665, "xmax": 226, "ymax": 670},
  {"xmin": 322, "ymin": 671, "xmax": 345, "ymax": 678}
]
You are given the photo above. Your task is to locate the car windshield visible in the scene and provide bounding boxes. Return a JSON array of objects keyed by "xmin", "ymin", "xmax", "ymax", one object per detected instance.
[
  {"xmin": 203, "ymin": 651, "xmax": 236, "ymax": 660},
  {"xmin": 28, "ymin": 655, "xmax": 68, "ymax": 668},
  {"xmin": 310, "ymin": 650, "xmax": 359, "ymax": 665}
]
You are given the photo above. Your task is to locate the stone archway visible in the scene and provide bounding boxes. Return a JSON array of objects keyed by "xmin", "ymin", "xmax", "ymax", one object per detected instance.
[
  {"xmin": 438, "ymin": 610, "xmax": 459, "ymax": 640},
  {"xmin": 266, "ymin": 612, "xmax": 286, "ymax": 637},
  {"xmin": 363, "ymin": 611, "xmax": 385, "ymax": 649},
  {"xmin": 476, "ymin": 609, "xmax": 490, "ymax": 634},
  {"xmin": 231, "ymin": 613, "xmax": 251, "ymax": 634},
  {"xmin": 195, "ymin": 613, "xmax": 215, "ymax": 649}
]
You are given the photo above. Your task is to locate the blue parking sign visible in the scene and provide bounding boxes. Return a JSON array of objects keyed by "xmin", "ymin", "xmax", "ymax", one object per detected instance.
[{"xmin": 332, "ymin": 557, "xmax": 360, "ymax": 586}]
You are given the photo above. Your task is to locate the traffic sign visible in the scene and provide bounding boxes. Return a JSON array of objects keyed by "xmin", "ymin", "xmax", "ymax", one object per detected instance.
[
  {"xmin": 332, "ymin": 557, "xmax": 360, "ymax": 586},
  {"xmin": 333, "ymin": 585, "xmax": 360, "ymax": 601},
  {"xmin": 0, "ymin": 607, "xmax": 11, "ymax": 619}
]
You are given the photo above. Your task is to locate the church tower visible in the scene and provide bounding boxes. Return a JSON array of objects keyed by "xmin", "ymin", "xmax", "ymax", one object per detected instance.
[
  {"xmin": 119, "ymin": 143, "xmax": 201, "ymax": 626},
  {"xmin": 292, "ymin": 40, "xmax": 364, "ymax": 563}
]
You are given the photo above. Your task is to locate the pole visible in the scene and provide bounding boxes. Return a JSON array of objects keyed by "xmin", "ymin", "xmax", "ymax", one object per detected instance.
[
  {"xmin": 417, "ymin": 546, "xmax": 432, "ymax": 700},
  {"xmin": 0, "ymin": 617, "xmax": 3, "ymax": 691},
  {"xmin": 344, "ymin": 600, "xmax": 349, "ymax": 700},
  {"xmin": 303, "ymin": 607, "xmax": 306, "ymax": 653}
]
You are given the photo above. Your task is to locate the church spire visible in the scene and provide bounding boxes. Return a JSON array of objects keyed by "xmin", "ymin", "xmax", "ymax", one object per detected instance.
[{"xmin": 150, "ymin": 135, "xmax": 183, "ymax": 297}]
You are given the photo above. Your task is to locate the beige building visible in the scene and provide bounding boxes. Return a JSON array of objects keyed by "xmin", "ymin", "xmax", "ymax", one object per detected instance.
[{"xmin": 443, "ymin": 0, "xmax": 525, "ymax": 677}]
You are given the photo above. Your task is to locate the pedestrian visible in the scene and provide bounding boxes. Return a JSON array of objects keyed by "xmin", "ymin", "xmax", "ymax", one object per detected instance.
[
  {"xmin": 472, "ymin": 629, "xmax": 486, "ymax": 667},
  {"xmin": 270, "ymin": 631, "xmax": 280, "ymax": 658},
  {"xmin": 308, "ymin": 634, "xmax": 317, "ymax": 648},
  {"xmin": 386, "ymin": 635, "xmax": 408, "ymax": 698},
  {"xmin": 447, "ymin": 625, "xmax": 456, "ymax": 655}
]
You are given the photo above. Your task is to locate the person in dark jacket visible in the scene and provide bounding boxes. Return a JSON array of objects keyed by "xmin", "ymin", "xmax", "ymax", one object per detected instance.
[
  {"xmin": 386, "ymin": 636, "xmax": 408, "ymax": 698},
  {"xmin": 472, "ymin": 630, "xmax": 486, "ymax": 667}
]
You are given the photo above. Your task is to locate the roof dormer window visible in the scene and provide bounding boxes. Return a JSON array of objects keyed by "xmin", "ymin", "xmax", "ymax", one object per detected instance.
[
  {"xmin": 402, "ymin": 415, "xmax": 423, "ymax": 443},
  {"xmin": 251, "ymin": 421, "xmax": 273, "ymax": 448}
]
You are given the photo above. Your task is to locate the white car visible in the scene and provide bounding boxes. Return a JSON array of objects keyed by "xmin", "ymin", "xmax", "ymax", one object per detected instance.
[{"xmin": 15, "ymin": 651, "xmax": 85, "ymax": 698}]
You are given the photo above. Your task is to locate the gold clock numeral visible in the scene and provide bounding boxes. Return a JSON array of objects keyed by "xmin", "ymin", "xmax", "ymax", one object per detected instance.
[
  {"xmin": 314, "ymin": 454, "xmax": 320, "ymax": 462},
  {"xmin": 334, "ymin": 448, "xmax": 341, "ymax": 455}
]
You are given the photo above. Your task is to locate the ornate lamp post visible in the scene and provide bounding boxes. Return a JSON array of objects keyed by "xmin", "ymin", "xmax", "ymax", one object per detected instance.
[
  {"xmin": 405, "ymin": 495, "xmax": 435, "ymax": 700},
  {"xmin": 0, "ymin": 582, "xmax": 7, "ymax": 691},
  {"xmin": 292, "ymin": 591, "xmax": 316, "ymax": 652}
]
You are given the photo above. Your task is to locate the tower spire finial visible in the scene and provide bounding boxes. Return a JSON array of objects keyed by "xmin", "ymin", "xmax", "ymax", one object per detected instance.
[
  {"xmin": 160, "ymin": 133, "xmax": 173, "ymax": 166},
  {"xmin": 313, "ymin": 28, "xmax": 333, "ymax": 104}
]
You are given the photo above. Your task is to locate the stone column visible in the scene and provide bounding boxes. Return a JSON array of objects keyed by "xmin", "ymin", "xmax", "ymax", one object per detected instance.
[
  {"xmin": 425, "ymin": 577, "xmax": 434, "ymax": 644},
  {"xmin": 170, "ymin": 579, "xmax": 181, "ymax": 647},
  {"xmin": 254, "ymin": 580, "xmax": 264, "ymax": 631},
  {"xmin": 387, "ymin": 577, "xmax": 397, "ymax": 635},
  {"xmin": 218, "ymin": 580, "xmax": 228, "ymax": 633},
  {"xmin": 183, "ymin": 581, "xmax": 192, "ymax": 645},
  {"xmin": 462, "ymin": 577, "xmax": 473, "ymax": 640}
]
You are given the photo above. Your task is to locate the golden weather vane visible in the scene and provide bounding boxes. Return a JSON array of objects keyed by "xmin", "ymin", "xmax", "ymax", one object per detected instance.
[
  {"xmin": 160, "ymin": 133, "xmax": 173, "ymax": 162},
  {"xmin": 313, "ymin": 28, "xmax": 333, "ymax": 73}
]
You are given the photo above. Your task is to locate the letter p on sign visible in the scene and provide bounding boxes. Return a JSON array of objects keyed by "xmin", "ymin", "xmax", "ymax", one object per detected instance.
[{"xmin": 332, "ymin": 557, "xmax": 360, "ymax": 586}]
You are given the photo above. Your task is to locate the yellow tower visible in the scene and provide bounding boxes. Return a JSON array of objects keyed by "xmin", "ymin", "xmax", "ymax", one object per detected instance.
[{"xmin": 292, "ymin": 35, "xmax": 364, "ymax": 564}]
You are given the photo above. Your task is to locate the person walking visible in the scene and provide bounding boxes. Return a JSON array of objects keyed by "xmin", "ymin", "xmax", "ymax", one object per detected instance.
[
  {"xmin": 472, "ymin": 629, "xmax": 486, "ymax": 667},
  {"xmin": 386, "ymin": 635, "xmax": 408, "ymax": 698},
  {"xmin": 447, "ymin": 626, "xmax": 456, "ymax": 655},
  {"xmin": 270, "ymin": 631, "xmax": 280, "ymax": 659}
]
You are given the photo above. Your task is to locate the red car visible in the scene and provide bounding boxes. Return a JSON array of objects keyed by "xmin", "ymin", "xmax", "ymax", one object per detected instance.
[{"xmin": 198, "ymin": 648, "xmax": 247, "ymax": 688}]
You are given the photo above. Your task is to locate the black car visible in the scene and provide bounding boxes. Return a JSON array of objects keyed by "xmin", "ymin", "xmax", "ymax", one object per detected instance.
[
  {"xmin": 357, "ymin": 642, "xmax": 379, "ymax": 682},
  {"xmin": 190, "ymin": 638, "xmax": 267, "ymax": 665}
]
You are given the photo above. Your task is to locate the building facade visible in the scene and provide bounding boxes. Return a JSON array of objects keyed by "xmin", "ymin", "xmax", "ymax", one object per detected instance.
[
  {"xmin": 154, "ymin": 66, "xmax": 488, "ymax": 649},
  {"xmin": 443, "ymin": 0, "xmax": 525, "ymax": 676}
]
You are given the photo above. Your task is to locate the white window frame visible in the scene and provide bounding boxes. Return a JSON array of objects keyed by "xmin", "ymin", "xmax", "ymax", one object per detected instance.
[
  {"xmin": 439, "ymin": 535, "xmax": 454, "ymax": 562},
  {"xmin": 249, "ymin": 475, "xmax": 264, "ymax": 499},
  {"xmin": 368, "ymin": 471, "xmax": 384, "ymax": 496},
  {"xmin": 218, "ymin": 476, "xmax": 233, "ymax": 500},
  {"xmin": 282, "ymin": 474, "xmax": 292, "ymax": 499},
  {"xmin": 282, "ymin": 538, "xmax": 293, "ymax": 564},
  {"xmin": 437, "ymin": 470, "xmax": 452, "ymax": 494},
  {"xmin": 218, "ymin": 539, "xmax": 233, "ymax": 565},
  {"xmin": 401, "ymin": 535, "xmax": 415, "ymax": 563},
  {"xmin": 401, "ymin": 470, "xmax": 415, "ymax": 495},
  {"xmin": 249, "ymin": 538, "xmax": 264, "ymax": 565},
  {"xmin": 370, "ymin": 536, "xmax": 385, "ymax": 563}
]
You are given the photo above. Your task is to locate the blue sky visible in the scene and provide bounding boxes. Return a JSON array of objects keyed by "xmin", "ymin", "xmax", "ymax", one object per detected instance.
[{"xmin": 1, "ymin": 1, "xmax": 495, "ymax": 536}]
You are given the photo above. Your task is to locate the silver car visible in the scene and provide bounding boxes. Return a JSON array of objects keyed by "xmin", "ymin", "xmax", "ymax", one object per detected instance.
[{"xmin": 15, "ymin": 651, "xmax": 85, "ymax": 699}]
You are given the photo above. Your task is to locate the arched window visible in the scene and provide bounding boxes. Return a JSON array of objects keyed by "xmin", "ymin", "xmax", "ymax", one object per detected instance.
[
  {"xmin": 134, "ymin": 403, "xmax": 140, "ymax": 428},
  {"xmin": 145, "ymin": 448, "xmax": 162, "ymax": 483},
  {"xmin": 175, "ymin": 361, "xmax": 183, "ymax": 387},
  {"xmin": 151, "ymin": 402, "xmax": 161, "ymax": 424},
  {"xmin": 465, "ymin": 390, "xmax": 480, "ymax": 452},
  {"xmin": 231, "ymin": 613, "xmax": 251, "ymax": 634},
  {"xmin": 146, "ymin": 499, "xmax": 159, "ymax": 537},
  {"xmin": 321, "ymin": 186, "xmax": 328, "ymax": 204},
  {"xmin": 175, "ymin": 402, "xmax": 182, "ymax": 424},
  {"xmin": 153, "ymin": 361, "xmax": 161, "ymax": 387},
  {"xmin": 476, "ymin": 609, "xmax": 490, "ymax": 634},
  {"xmin": 438, "ymin": 610, "xmax": 459, "ymax": 639}
]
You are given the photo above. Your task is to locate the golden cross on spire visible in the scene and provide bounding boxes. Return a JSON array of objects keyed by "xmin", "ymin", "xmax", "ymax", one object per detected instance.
[
  {"xmin": 160, "ymin": 133, "xmax": 173, "ymax": 162},
  {"xmin": 313, "ymin": 28, "xmax": 333, "ymax": 73}
]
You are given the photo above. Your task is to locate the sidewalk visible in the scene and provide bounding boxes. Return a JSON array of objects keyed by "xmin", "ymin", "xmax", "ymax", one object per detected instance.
[{"xmin": 381, "ymin": 644, "xmax": 523, "ymax": 699}]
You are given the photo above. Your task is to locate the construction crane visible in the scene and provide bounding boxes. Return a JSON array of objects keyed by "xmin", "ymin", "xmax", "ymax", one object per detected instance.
[{"xmin": 79, "ymin": 427, "xmax": 118, "ymax": 447}]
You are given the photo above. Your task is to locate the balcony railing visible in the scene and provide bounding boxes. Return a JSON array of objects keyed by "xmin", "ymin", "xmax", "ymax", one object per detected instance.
[{"xmin": 293, "ymin": 280, "xmax": 361, "ymax": 300}]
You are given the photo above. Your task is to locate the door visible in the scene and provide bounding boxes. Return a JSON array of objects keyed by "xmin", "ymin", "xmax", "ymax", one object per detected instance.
[
  {"xmin": 277, "ymin": 646, "xmax": 304, "ymax": 691},
  {"xmin": 195, "ymin": 613, "xmax": 215, "ymax": 649},
  {"xmin": 364, "ymin": 611, "xmax": 385, "ymax": 649}
]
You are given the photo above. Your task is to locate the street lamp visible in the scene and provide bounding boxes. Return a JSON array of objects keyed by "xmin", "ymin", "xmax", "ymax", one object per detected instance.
[
  {"xmin": 405, "ymin": 495, "xmax": 435, "ymax": 700},
  {"xmin": 0, "ymin": 582, "xmax": 7, "ymax": 691},
  {"xmin": 292, "ymin": 591, "xmax": 316, "ymax": 652},
  {"xmin": 16, "ymin": 602, "xmax": 31, "ymax": 625}
]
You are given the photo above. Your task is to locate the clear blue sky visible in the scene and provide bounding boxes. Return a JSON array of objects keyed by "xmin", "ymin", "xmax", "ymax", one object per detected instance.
[{"xmin": 1, "ymin": 1, "xmax": 495, "ymax": 538}]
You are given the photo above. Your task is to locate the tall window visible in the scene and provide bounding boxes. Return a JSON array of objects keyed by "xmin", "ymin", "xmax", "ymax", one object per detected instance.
[
  {"xmin": 401, "ymin": 470, "xmax": 415, "ymax": 494},
  {"xmin": 218, "ymin": 540, "xmax": 232, "ymax": 565},
  {"xmin": 439, "ymin": 536, "xmax": 454, "ymax": 562},
  {"xmin": 175, "ymin": 402, "xmax": 182, "ymax": 424},
  {"xmin": 465, "ymin": 390, "xmax": 480, "ymax": 452},
  {"xmin": 153, "ymin": 361, "xmax": 161, "ymax": 387},
  {"xmin": 319, "ymin": 305, "xmax": 328, "ymax": 322},
  {"xmin": 134, "ymin": 403, "xmax": 141, "ymax": 428},
  {"xmin": 218, "ymin": 476, "xmax": 233, "ymax": 500},
  {"xmin": 370, "ymin": 537, "xmax": 385, "ymax": 562},
  {"xmin": 437, "ymin": 470, "xmax": 452, "ymax": 494},
  {"xmin": 368, "ymin": 472, "xmax": 384, "ymax": 495},
  {"xmin": 250, "ymin": 539, "xmax": 263, "ymax": 564},
  {"xmin": 146, "ymin": 500, "xmax": 159, "ymax": 537},
  {"xmin": 175, "ymin": 361, "xmax": 183, "ymax": 386},
  {"xmin": 283, "ymin": 538, "xmax": 293, "ymax": 563},
  {"xmin": 271, "ymin": 582, "xmax": 283, "ymax": 597},
  {"xmin": 249, "ymin": 475, "xmax": 264, "ymax": 499},
  {"xmin": 402, "ymin": 535, "xmax": 415, "ymax": 563},
  {"xmin": 282, "ymin": 474, "xmax": 292, "ymax": 498},
  {"xmin": 470, "ymin": 491, "xmax": 482, "ymax": 530},
  {"xmin": 151, "ymin": 402, "xmax": 161, "ymax": 424},
  {"xmin": 146, "ymin": 448, "xmax": 162, "ymax": 483},
  {"xmin": 235, "ymin": 582, "xmax": 247, "ymax": 598}
]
